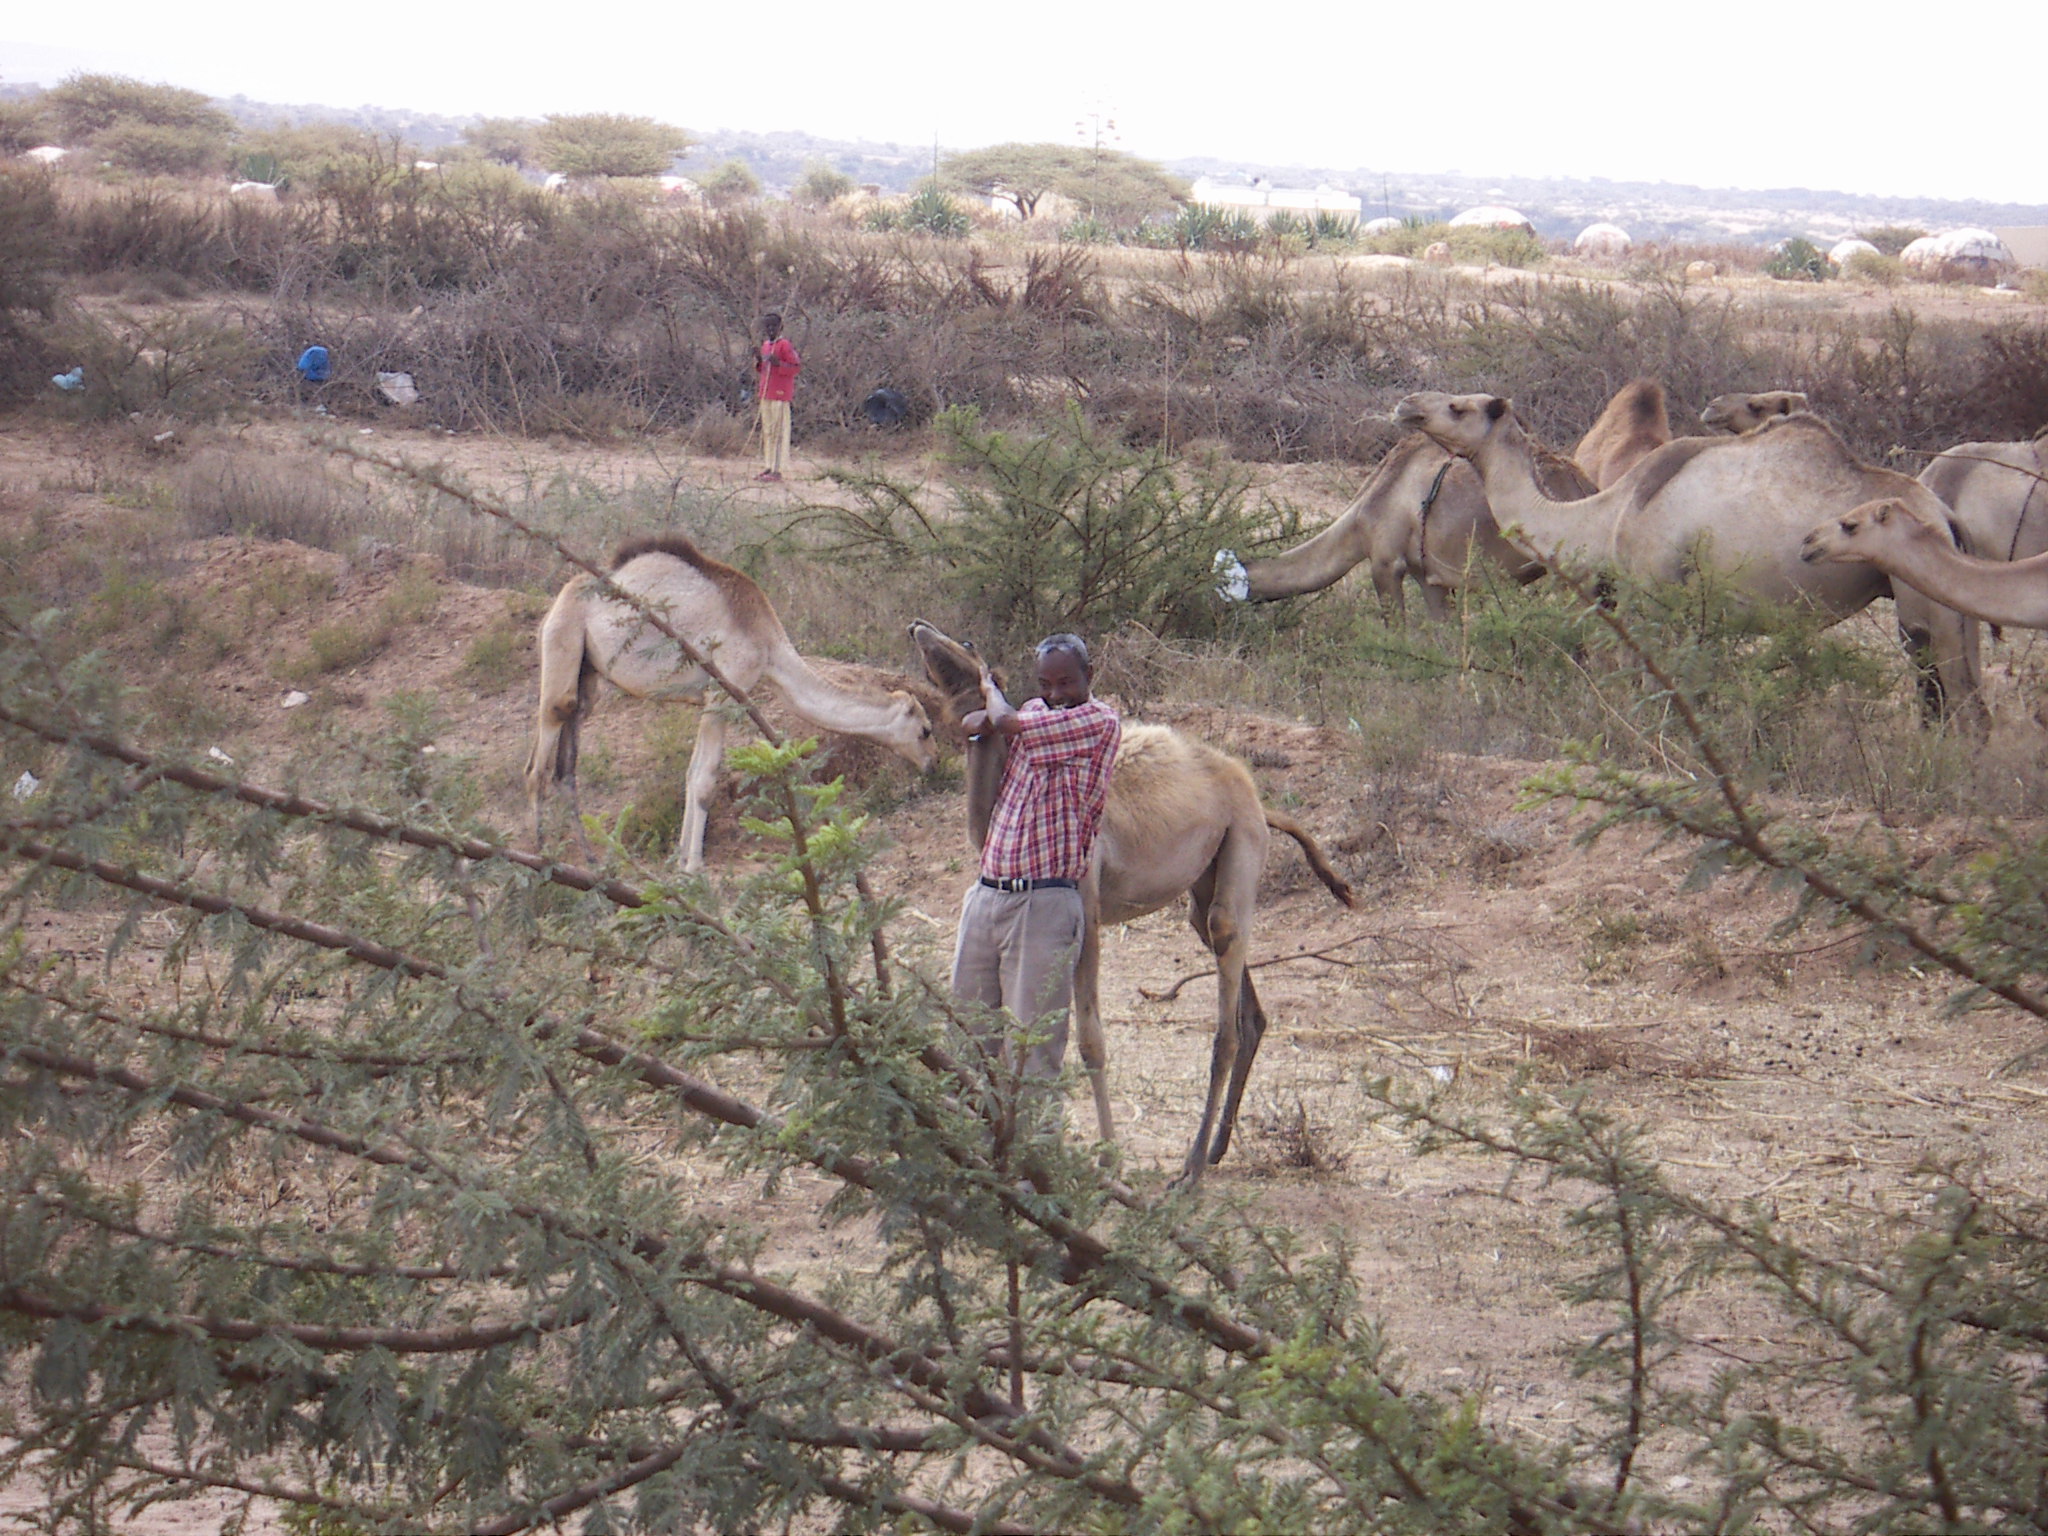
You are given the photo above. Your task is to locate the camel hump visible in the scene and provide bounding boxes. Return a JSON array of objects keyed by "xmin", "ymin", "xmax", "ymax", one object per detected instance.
[
  {"xmin": 1263, "ymin": 806, "xmax": 1357, "ymax": 908},
  {"xmin": 1618, "ymin": 377, "xmax": 1666, "ymax": 427},
  {"xmin": 608, "ymin": 533, "xmax": 777, "ymax": 630}
]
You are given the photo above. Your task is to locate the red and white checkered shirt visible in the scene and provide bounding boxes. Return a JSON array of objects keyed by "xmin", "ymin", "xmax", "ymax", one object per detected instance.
[{"xmin": 980, "ymin": 698, "xmax": 1121, "ymax": 882}]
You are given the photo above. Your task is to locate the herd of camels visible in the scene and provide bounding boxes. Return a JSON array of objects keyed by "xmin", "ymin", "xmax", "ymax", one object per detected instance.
[{"xmin": 526, "ymin": 382, "xmax": 2047, "ymax": 1183}]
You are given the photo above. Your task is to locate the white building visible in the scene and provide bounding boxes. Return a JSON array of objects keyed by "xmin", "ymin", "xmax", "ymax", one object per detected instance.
[{"xmin": 1191, "ymin": 176, "xmax": 1362, "ymax": 224}]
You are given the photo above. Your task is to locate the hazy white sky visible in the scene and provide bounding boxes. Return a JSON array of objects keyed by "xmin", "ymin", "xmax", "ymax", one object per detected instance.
[{"xmin": 3, "ymin": 0, "xmax": 2040, "ymax": 205}]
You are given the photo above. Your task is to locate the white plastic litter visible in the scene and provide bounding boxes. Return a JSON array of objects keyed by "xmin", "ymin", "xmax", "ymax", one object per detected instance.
[
  {"xmin": 11, "ymin": 771, "xmax": 39, "ymax": 800},
  {"xmin": 375, "ymin": 371, "xmax": 419, "ymax": 405},
  {"xmin": 1213, "ymin": 549, "xmax": 1250, "ymax": 603},
  {"xmin": 207, "ymin": 747, "xmax": 235, "ymax": 765}
]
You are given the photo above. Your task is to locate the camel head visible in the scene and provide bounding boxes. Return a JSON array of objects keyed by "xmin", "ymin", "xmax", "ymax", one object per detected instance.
[
  {"xmin": 908, "ymin": 619, "xmax": 1002, "ymax": 732},
  {"xmin": 887, "ymin": 690, "xmax": 941, "ymax": 769},
  {"xmin": 1392, "ymin": 392, "xmax": 1514, "ymax": 459},
  {"xmin": 1800, "ymin": 497, "xmax": 1940, "ymax": 565},
  {"xmin": 1700, "ymin": 390, "xmax": 1809, "ymax": 435}
]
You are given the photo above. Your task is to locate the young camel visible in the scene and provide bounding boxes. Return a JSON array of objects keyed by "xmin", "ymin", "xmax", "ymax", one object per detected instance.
[
  {"xmin": 1213, "ymin": 380, "xmax": 1660, "ymax": 620},
  {"xmin": 1802, "ymin": 498, "xmax": 2048, "ymax": 629},
  {"xmin": 527, "ymin": 535, "xmax": 937, "ymax": 870},
  {"xmin": 909, "ymin": 620, "xmax": 1356, "ymax": 1185},
  {"xmin": 1393, "ymin": 392, "xmax": 1985, "ymax": 722}
]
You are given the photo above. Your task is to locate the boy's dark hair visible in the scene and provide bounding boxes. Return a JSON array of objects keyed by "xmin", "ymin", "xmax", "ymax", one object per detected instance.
[{"xmin": 1035, "ymin": 633, "xmax": 1091, "ymax": 671}]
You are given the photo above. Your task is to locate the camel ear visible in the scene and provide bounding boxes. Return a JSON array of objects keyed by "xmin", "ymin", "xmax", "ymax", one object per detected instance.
[
  {"xmin": 1871, "ymin": 501, "xmax": 1893, "ymax": 524},
  {"xmin": 1485, "ymin": 397, "xmax": 1508, "ymax": 422}
]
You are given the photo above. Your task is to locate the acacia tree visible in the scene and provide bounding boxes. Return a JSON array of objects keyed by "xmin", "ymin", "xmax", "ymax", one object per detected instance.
[
  {"xmin": 941, "ymin": 142, "xmax": 1186, "ymax": 225},
  {"xmin": 464, "ymin": 116, "xmax": 540, "ymax": 168},
  {"xmin": 40, "ymin": 73, "xmax": 233, "ymax": 176},
  {"xmin": 535, "ymin": 114, "xmax": 692, "ymax": 179}
]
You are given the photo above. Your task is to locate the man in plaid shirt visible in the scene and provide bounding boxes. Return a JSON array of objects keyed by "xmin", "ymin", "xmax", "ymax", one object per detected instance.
[{"xmin": 952, "ymin": 634, "xmax": 1120, "ymax": 1083}]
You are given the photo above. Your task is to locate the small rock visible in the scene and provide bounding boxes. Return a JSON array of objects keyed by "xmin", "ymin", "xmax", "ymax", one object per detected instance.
[
  {"xmin": 281, "ymin": 690, "xmax": 310, "ymax": 708},
  {"xmin": 358, "ymin": 428, "xmax": 374, "ymax": 436},
  {"xmin": 11, "ymin": 771, "xmax": 39, "ymax": 800},
  {"xmin": 207, "ymin": 747, "xmax": 235, "ymax": 765}
]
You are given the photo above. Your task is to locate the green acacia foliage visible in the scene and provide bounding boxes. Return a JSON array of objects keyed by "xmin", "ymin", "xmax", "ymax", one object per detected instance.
[
  {"xmin": 793, "ymin": 158, "xmax": 855, "ymax": 206},
  {"xmin": 535, "ymin": 113, "xmax": 692, "ymax": 179},
  {"xmin": 798, "ymin": 406, "xmax": 1307, "ymax": 651},
  {"xmin": 42, "ymin": 72, "xmax": 232, "ymax": 142},
  {"xmin": 6, "ymin": 467, "xmax": 2048, "ymax": 1534},
  {"xmin": 0, "ymin": 561, "xmax": 1574, "ymax": 1535},
  {"xmin": 942, "ymin": 141, "xmax": 1187, "ymax": 226},
  {"xmin": 464, "ymin": 116, "xmax": 541, "ymax": 168}
]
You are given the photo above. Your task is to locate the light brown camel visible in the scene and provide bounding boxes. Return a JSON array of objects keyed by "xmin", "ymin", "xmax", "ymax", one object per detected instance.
[
  {"xmin": 1214, "ymin": 440, "xmax": 1598, "ymax": 620},
  {"xmin": 1918, "ymin": 437, "xmax": 2048, "ymax": 566},
  {"xmin": 1214, "ymin": 381, "xmax": 1661, "ymax": 621},
  {"xmin": 1572, "ymin": 378, "xmax": 1674, "ymax": 491},
  {"xmin": 1801, "ymin": 498, "xmax": 2048, "ymax": 629},
  {"xmin": 1393, "ymin": 392, "xmax": 1985, "ymax": 721},
  {"xmin": 909, "ymin": 620, "xmax": 1356, "ymax": 1185},
  {"xmin": 1700, "ymin": 390, "xmax": 1810, "ymax": 434},
  {"xmin": 527, "ymin": 536, "xmax": 937, "ymax": 870}
]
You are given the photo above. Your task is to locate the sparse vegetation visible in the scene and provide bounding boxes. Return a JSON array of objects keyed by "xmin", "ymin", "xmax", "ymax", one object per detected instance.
[{"xmin": 1, "ymin": 121, "xmax": 2048, "ymax": 1535}]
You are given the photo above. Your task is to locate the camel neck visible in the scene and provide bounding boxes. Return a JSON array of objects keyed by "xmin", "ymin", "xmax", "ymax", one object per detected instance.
[
  {"xmin": 763, "ymin": 644, "xmax": 906, "ymax": 734},
  {"xmin": 1469, "ymin": 424, "xmax": 1605, "ymax": 566}
]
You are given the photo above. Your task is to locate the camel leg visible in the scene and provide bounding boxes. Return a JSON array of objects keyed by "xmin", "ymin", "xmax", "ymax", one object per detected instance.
[
  {"xmin": 1210, "ymin": 969, "xmax": 1270, "ymax": 1165},
  {"xmin": 1370, "ymin": 558, "xmax": 1407, "ymax": 626},
  {"xmin": 1893, "ymin": 586, "xmax": 1986, "ymax": 730},
  {"xmin": 1176, "ymin": 870, "xmax": 1248, "ymax": 1188},
  {"xmin": 678, "ymin": 709, "xmax": 728, "ymax": 873},
  {"xmin": 1073, "ymin": 873, "xmax": 1114, "ymax": 1145},
  {"xmin": 1203, "ymin": 829, "xmax": 1267, "ymax": 1166},
  {"xmin": 1420, "ymin": 578, "xmax": 1453, "ymax": 624}
]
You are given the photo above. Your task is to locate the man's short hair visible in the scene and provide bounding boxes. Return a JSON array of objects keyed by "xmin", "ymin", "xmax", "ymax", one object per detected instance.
[
  {"xmin": 1035, "ymin": 633, "xmax": 1090, "ymax": 671},
  {"xmin": 761, "ymin": 311, "xmax": 782, "ymax": 326}
]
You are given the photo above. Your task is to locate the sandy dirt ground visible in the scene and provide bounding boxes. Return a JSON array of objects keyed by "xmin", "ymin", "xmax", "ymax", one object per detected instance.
[{"xmin": 2, "ymin": 415, "xmax": 2044, "ymax": 1529}]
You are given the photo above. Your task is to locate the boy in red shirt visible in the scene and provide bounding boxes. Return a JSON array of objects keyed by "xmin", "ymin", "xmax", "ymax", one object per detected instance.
[
  {"xmin": 755, "ymin": 312, "xmax": 801, "ymax": 482},
  {"xmin": 952, "ymin": 634, "xmax": 1120, "ymax": 1084}
]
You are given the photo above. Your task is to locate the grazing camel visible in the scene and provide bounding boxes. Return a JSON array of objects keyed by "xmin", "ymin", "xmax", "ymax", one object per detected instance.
[
  {"xmin": 1801, "ymin": 499, "xmax": 2048, "ymax": 630},
  {"xmin": 1215, "ymin": 439, "xmax": 1605, "ymax": 620},
  {"xmin": 1917, "ymin": 437, "xmax": 2048, "ymax": 566},
  {"xmin": 1214, "ymin": 381, "xmax": 1662, "ymax": 620},
  {"xmin": 1700, "ymin": 390, "xmax": 1809, "ymax": 435},
  {"xmin": 909, "ymin": 620, "xmax": 1356, "ymax": 1185},
  {"xmin": 1393, "ymin": 392, "xmax": 1984, "ymax": 721},
  {"xmin": 527, "ymin": 535, "xmax": 937, "ymax": 870}
]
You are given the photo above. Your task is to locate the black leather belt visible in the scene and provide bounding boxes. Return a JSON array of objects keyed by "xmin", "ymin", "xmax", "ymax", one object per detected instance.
[{"xmin": 980, "ymin": 876, "xmax": 1077, "ymax": 892}]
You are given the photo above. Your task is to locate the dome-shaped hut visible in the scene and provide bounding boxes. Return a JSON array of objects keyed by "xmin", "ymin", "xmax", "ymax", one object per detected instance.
[
  {"xmin": 1828, "ymin": 237, "xmax": 1880, "ymax": 269},
  {"xmin": 1449, "ymin": 205, "xmax": 1534, "ymax": 232},
  {"xmin": 1359, "ymin": 215, "xmax": 1403, "ymax": 237},
  {"xmin": 1573, "ymin": 222, "xmax": 1632, "ymax": 258}
]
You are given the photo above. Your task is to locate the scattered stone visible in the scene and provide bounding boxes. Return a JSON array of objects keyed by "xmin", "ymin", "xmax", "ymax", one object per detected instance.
[
  {"xmin": 281, "ymin": 690, "xmax": 310, "ymax": 709},
  {"xmin": 11, "ymin": 771, "xmax": 39, "ymax": 800}
]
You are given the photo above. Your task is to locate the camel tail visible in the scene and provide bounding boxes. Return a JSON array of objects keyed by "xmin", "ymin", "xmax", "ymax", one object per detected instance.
[{"xmin": 1263, "ymin": 807, "xmax": 1357, "ymax": 909}]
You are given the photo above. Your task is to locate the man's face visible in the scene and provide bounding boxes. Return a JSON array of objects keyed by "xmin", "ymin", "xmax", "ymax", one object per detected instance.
[
  {"xmin": 762, "ymin": 316, "xmax": 781, "ymax": 340},
  {"xmin": 1036, "ymin": 649, "xmax": 1091, "ymax": 709}
]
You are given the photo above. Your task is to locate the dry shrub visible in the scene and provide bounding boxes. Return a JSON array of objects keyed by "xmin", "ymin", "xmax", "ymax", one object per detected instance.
[
  {"xmin": 1248, "ymin": 1098, "xmax": 1349, "ymax": 1175},
  {"xmin": 175, "ymin": 449, "xmax": 368, "ymax": 548},
  {"xmin": 1528, "ymin": 1025, "xmax": 1728, "ymax": 1081}
]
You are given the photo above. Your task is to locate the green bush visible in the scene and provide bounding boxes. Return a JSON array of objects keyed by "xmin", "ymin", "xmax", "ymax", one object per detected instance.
[
  {"xmin": 900, "ymin": 182, "xmax": 969, "ymax": 237},
  {"xmin": 1767, "ymin": 237, "xmax": 1830, "ymax": 282},
  {"xmin": 795, "ymin": 405, "xmax": 1304, "ymax": 651}
]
